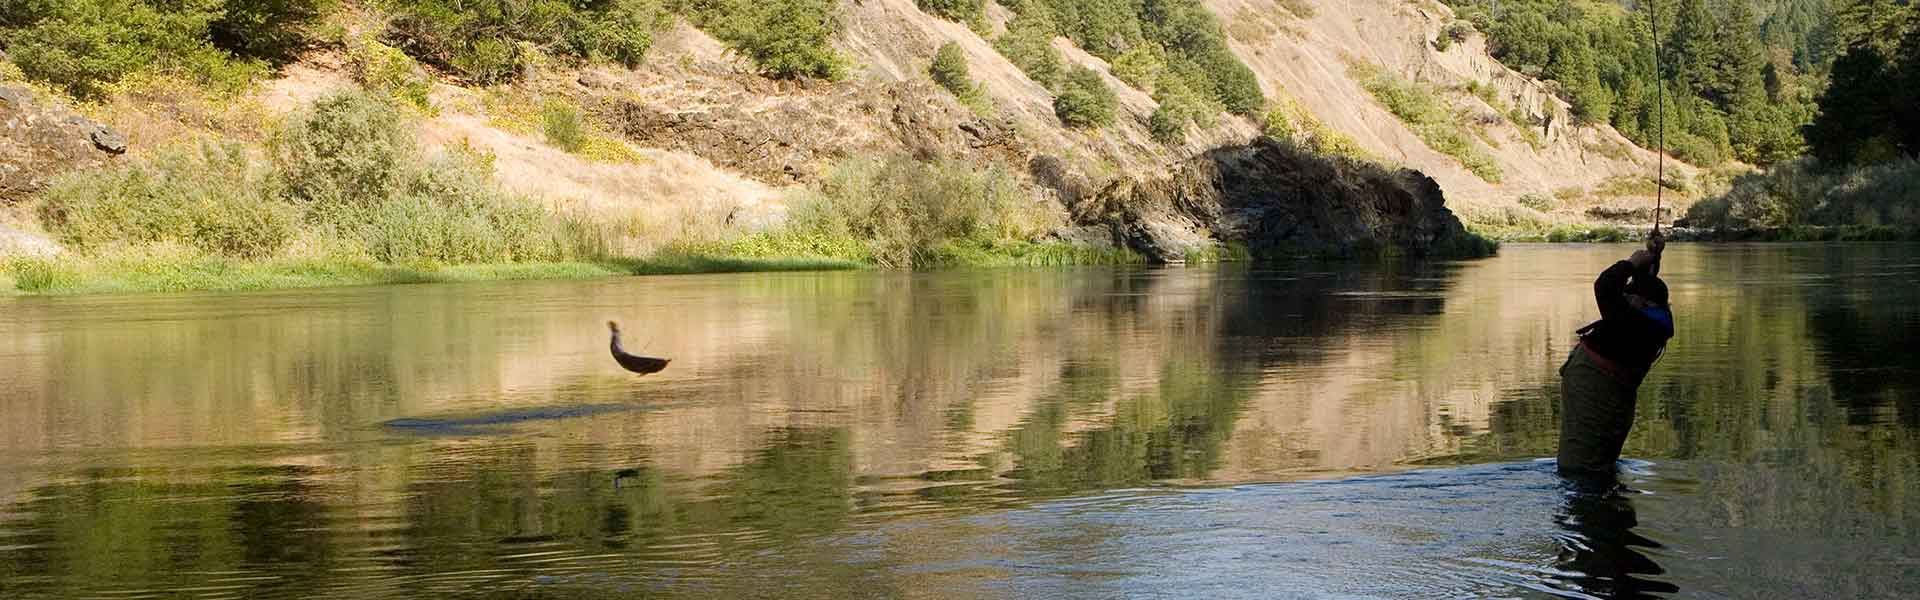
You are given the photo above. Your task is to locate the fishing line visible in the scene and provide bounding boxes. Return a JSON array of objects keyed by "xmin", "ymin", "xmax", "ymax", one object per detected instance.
[{"xmin": 1650, "ymin": 0, "xmax": 1666, "ymax": 233}]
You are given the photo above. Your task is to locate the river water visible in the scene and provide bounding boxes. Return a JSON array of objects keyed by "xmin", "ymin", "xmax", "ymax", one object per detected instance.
[{"xmin": 0, "ymin": 244, "xmax": 1915, "ymax": 599}]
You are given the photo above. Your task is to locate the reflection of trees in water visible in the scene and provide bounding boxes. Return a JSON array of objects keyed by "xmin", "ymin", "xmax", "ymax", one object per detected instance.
[
  {"xmin": 1799, "ymin": 245, "xmax": 1920, "ymax": 426},
  {"xmin": 6, "ymin": 247, "xmax": 1920, "ymax": 597},
  {"xmin": 0, "ymin": 429, "xmax": 865, "ymax": 598},
  {"xmin": 1002, "ymin": 262, "xmax": 1466, "ymax": 491},
  {"xmin": 0, "ymin": 466, "xmax": 335, "ymax": 599},
  {"xmin": 3, "ymin": 263, "xmax": 1483, "ymax": 597}
]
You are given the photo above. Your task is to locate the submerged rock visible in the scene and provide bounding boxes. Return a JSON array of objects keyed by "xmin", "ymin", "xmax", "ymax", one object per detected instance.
[
  {"xmin": 1073, "ymin": 138, "xmax": 1488, "ymax": 261},
  {"xmin": 0, "ymin": 85, "xmax": 127, "ymax": 203}
]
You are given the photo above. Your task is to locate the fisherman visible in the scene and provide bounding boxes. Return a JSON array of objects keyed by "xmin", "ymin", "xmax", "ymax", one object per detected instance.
[{"xmin": 1558, "ymin": 231, "xmax": 1671, "ymax": 480}]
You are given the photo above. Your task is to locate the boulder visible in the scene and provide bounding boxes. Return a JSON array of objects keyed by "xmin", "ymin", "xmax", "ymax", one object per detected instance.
[
  {"xmin": 0, "ymin": 85, "xmax": 126, "ymax": 203},
  {"xmin": 1074, "ymin": 137, "xmax": 1485, "ymax": 261}
]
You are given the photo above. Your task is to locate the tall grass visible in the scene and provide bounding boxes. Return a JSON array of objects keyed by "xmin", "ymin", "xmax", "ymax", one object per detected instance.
[
  {"xmin": 36, "ymin": 91, "xmax": 590, "ymax": 270},
  {"xmin": 38, "ymin": 142, "xmax": 296, "ymax": 259},
  {"xmin": 776, "ymin": 156, "xmax": 1067, "ymax": 268}
]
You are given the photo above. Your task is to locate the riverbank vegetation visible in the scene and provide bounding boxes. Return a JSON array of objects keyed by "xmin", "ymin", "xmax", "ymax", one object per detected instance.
[
  {"xmin": 1451, "ymin": 0, "xmax": 1919, "ymax": 238},
  {"xmin": 0, "ymin": 0, "xmax": 1167, "ymax": 295},
  {"xmin": 1, "ymin": 86, "xmax": 1137, "ymax": 295},
  {"xmin": 1440, "ymin": 0, "xmax": 1818, "ymax": 167},
  {"xmin": 0, "ymin": 0, "xmax": 1571, "ymax": 296},
  {"xmin": 1680, "ymin": 1, "xmax": 1920, "ymax": 235}
]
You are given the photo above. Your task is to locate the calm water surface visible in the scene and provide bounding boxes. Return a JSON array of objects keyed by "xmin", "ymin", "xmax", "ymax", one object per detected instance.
[{"xmin": 0, "ymin": 244, "xmax": 1916, "ymax": 599}]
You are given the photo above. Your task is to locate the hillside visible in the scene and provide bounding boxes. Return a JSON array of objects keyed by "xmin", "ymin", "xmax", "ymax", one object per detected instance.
[
  {"xmin": 489, "ymin": 0, "xmax": 1692, "ymax": 234},
  {"xmin": 0, "ymin": 0, "xmax": 1698, "ymax": 289}
]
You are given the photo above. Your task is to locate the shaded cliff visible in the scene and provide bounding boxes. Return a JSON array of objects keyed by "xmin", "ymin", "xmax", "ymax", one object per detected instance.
[{"xmin": 1073, "ymin": 138, "xmax": 1485, "ymax": 261}]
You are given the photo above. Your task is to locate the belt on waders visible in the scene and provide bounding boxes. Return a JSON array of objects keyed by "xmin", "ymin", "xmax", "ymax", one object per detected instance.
[{"xmin": 1575, "ymin": 340, "xmax": 1634, "ymax": 384}]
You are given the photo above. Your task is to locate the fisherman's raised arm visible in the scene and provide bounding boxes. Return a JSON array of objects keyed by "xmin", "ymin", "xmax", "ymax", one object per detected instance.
[{"xmin": 1595, "ymin": 255, "xmax": 1644, "ymax": 322}]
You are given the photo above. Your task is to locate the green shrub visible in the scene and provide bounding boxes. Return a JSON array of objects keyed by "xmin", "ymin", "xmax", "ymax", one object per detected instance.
[
  {"xmin": 1110, "ymin": 46, "xmax": 1165, "ymax": 91},
  {"xmin": 28, "ymin": 91, "xmax": 602, "ymax": 274},
  {"xmin": 542, "ymin": 100, "xmax": 587, "ymax": 152},
  {"xmin": 782, "ymin": 156, "xmax": 1063, "ymax": 267},
  {"xmin": 208, "ymin": 0, "xmax": 334, "ymax": 62},
  {"xmin": 1262, "ymin": 106, "xmax": 1297, "ymax": 142},
  {"xmin": 345, "ymin": 34, "xmax": 432, "ymax": 110},
  {"xmin": 994, "ymin": 9, "xmax": 1065, "ymax": 88},
  {"xmin": 1054, "ymin": 66, "xmax": 1117, "ymax": 128},
  {"xmin": 1191, "ymin": 51, "xmax": 1265, "ymax": 116},
  {"xmin": 1008, "ymin": 0, "xmax": 1263, "ymax": 116},
  {"xmin": 1545, "ymin": 224, "xmax": 1628, "ymax": 243},
  {"xmin": 1517, "ymin": 193, "xmax": 1554, "ymax": 212},
  {"xmin": 381, "ymin": 0, "xmax": 665, "ymax": 84},
  {"xmin": 360, "ymin": 152, "xmax": 563, "ymax": 264},
  {"xmin": 1148, "ymin": 76, "xmax": 1218, "ymax": 144},
  {"xmin": 272, "ymin": 91, "xmax": 415, "ymax": 211},
  {"xmin": 1149, "ymin": 106, "xmax": 1186, "ymax": 143},
  {"xmin": 929, "ymin": 42, "xmax": 974, "ymax": 97},
  {"xmin": 1435, "ymin": 21, "xmax": 1473, "ymax": 51},
  {"xmin": 1266, "ymin": 94, "xmax": 1372, "ymax": 161},
  {"xmin": 916, "ymin": 0, "xmax": 984, "ymax": 28},
  {"xmin": 1686, "ymin": 157, "xmax": 1920, "ymax": 231},
  {"xmin": 0, "ymin": 0, "xmax": 280, "ymax": 98},
  {"xmin": 681, "ymin": 0, "xmax": 844, "ymax": 80},
  {"xmin": 37, "ymin": 142, "xmax": 296, "ymax": 259},
  {"xmin": 3, "ymin": 255, "xmax": 80, "ymax": 292}
]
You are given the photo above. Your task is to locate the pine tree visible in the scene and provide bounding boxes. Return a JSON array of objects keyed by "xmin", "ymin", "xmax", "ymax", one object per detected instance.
[
  {"xmin": 1709, "ymin": 0, "xmax": 1768, "ymax": 110},
  {"xmin": 1893, "ymin": 4, "xmax": 1920, "ymax": 157},
  {"xmin": 1666, "ymin": 0, "xmax": 1718, "ymax": 99},
  {"xmin": 1831, "ymin": 0, "xmax": 1909, "ymax": 56},
  {"xmin": 1803, "ymin": 42, "xmax": 1892, "ymax": 164}
]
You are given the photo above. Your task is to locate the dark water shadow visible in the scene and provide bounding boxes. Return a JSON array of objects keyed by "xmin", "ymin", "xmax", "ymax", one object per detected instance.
[
  {"xmin": 1549, "ymin": 465, "xmax": 1679, "ymax": 599},
  {"xmin": 381, "ymin": 404, "xmax": 646, "ymax": 436}
]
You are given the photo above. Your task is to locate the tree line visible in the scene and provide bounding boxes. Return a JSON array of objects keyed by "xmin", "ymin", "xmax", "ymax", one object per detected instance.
[{"xmin": 1445, "ymin": 0, "xmax": 1917, "ymax": 171}]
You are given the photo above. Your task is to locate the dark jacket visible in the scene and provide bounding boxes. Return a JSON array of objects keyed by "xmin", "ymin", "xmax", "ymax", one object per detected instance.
[{"xmin": 1577, "ymin": 260, "xmax": 1673, "ymax": 380}]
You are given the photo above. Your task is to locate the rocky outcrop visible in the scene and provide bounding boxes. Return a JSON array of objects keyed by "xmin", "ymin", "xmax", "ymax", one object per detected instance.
[
  {"xmin": 0, "ymin": 85, "xmax": 126, "ymax": 203},
  {"xmin": 592, "ymin": 76, "xmax": 1024, "ymax": 185},
  {"xmin": 1073, "ymin": 138, "xmax": 1486, "ymax": 261}
]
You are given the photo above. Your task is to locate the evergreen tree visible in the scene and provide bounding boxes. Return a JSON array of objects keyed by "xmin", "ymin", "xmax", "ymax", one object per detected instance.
[
  {"xmin": 1666, "ymin": 0, "xmax": 1719, "ymax": 99},
  {"xmin": 1831, "ymin": 0, "xmax": 1910, "ymax": 56},
  {"xmin": 1893, "ymin": 5, "xmax": 1920, "ymax": 156},
  {"xmin": 1802, "ymin": 42, "xmax": 1891, "ymax": 164},
  {"xmin": 1708, "ymin": 0, "xmax": 1768, "ymax": 109}
]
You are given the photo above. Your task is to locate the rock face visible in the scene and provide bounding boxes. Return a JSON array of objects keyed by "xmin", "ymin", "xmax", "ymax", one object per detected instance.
[
  {"xmin": 594, "ymin": 78, "xmax": 1023, "ymax": 185},
  {"xmin": 1073, "ymin": 138, "xmax": 1483, "ymax": 261},
  {"xmin": 0, "ymin": 85, "xmax": 126, "ymax": 203}
]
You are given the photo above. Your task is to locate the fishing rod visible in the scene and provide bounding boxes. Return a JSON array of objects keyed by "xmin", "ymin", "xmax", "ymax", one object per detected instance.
[{"xmin": 1649, "ymin": 0, "xmax": 1665, "ymax": 236}]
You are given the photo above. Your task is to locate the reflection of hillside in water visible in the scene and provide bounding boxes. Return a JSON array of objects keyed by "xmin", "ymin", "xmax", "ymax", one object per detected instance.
[
  {"xmin": 0, "ymin": 263, "xmax": 1480, "ymax": 487},
  {"xmin": 2, "ymin": 246, "xmax": 1919, "ymax": 598}
]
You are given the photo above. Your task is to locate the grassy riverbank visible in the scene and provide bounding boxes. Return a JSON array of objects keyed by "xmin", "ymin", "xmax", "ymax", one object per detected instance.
[
  {"xmin": 0, "ymin": 251, "xmax": 868, "ymax": 296},
  {"xmin": 0, "ymin": 235, "xmax": 1157, "ymax": 296},
  {"xmin": 1, "ymin": 89, "xmax": 1153, "ymax": 297}
]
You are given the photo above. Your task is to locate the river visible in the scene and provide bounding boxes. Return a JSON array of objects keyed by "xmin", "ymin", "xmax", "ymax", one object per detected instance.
[{"xmin": 0, "ymin": 244, "xmax": 1915, "ymax": 599}]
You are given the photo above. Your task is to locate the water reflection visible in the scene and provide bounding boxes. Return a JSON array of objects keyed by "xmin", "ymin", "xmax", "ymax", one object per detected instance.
[
  {"xmin": 1551, "ymin": 478, "xmax": 1678, "ymax": 599},
  {"xmin": 0, "ymin": 245, "xmax": 1916, "ymax": 598}
]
